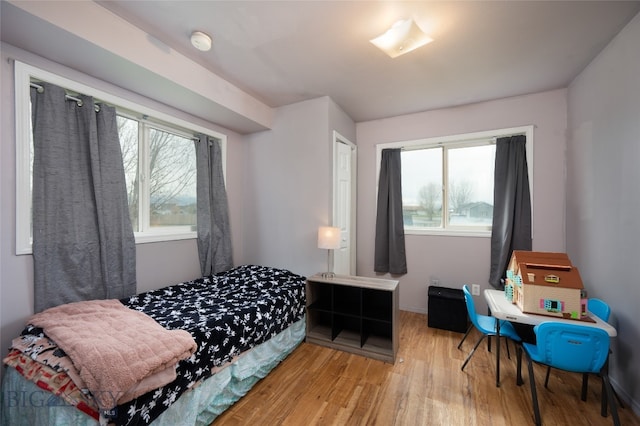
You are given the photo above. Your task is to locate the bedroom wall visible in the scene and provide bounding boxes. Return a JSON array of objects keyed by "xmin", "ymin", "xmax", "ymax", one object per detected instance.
[
  {"xmin": 355, "ymin": 89, "xmax": 568, "ymax": 315},
  {"xmin": 241, "ymin": 96, "xmax": 355, "ymax": 278},
  {"xmin": 566, "ymin": 11, "xmax": 640, "ymax": 414},
  {"xmin": 0, "ymin": 44, "xmax": 248, "ymax": 374}
]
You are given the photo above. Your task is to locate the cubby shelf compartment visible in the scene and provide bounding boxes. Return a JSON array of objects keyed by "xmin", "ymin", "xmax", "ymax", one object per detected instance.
[{"xmin": 305, "ymin": 274, "xmax": 399, "ymax": 364}]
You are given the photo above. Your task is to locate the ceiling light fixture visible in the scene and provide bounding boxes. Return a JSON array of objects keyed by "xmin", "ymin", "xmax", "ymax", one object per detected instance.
[
  {"xmin": 190, "ymin": 31, "xmax": 212, "ymax": 51},
  {"xmin": 370, "ymin": 18, "xmax": 433, "ymax": 58}
]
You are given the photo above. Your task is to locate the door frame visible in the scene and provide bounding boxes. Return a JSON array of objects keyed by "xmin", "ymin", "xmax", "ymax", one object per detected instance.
[{"xmin": 332, "ymin": 130, "xmax": 357, "ymax": 275}]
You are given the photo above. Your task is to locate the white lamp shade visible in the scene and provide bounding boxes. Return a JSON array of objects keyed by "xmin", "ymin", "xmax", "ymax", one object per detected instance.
[{"xmin": 317, "ymin": 226, "xmax": 341, "ymax": 249}]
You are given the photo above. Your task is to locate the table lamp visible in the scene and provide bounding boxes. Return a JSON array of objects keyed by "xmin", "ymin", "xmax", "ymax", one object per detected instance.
[{"xmin": 317, "ymin": 226, "xmax": 341, "ymax": 278}]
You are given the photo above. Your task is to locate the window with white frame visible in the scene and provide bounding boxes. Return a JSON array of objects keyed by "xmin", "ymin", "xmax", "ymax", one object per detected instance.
[
  {"xmin": 117, "ymin": 114, "xmax": 198, "ymax": 234},
  {"xmin": 15, "ymin": 61, "xmax": 227, "ymax": 254},
  {"xmin": 377, "ymin": 127, "xmax": 534, "ymax": 237}
]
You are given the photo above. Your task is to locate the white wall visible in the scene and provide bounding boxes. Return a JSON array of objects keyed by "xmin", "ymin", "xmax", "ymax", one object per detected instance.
[
  {"xmin": 0, "ymin": 44, "xmax": 247, "ymax": 369},
  {"xmin": 566, "ymin": 11, "xmax": 640, "ymax": 414},
  {"xmin": 242, "ymin": 96, "xmax": 356, "ymax": 277},
  {"xmin": 355, "ymin": 89, "xmax": 568, "ymax": 314}
]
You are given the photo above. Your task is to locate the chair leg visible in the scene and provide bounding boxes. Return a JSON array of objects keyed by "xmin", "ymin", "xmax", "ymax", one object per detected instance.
[
  {"xmin": 598, "ymin": 354, "xmax": 626, "ymax": 416},
  {"xmin": 544, "ymin": 366, "xmax": 552, "ymax": 388},
  {"xmin": 601, "ymin": 354, "xmax": 625, "ymax": 410},
  {"xmin": 601, "ymin": 374, "xmax": 608, "ymax": 417},
  {"xmin": 457, "ymin": 324, "xmax": 473, "ymax": 349},
  {"xmin": 601, "ymin": 372, "xmax": 621, "ymax": 426},
  {"xmin": 516, "ymin": 344, "xmax": 524, "ymax": 386},
  {"xmin": 582, "ymin": 372, "xmax": 589, "ymax": 402},
  {"xmin": 461, "ymin": 335, "xmax": 487, "ymax": 371},
  {"xmin": 505, "ymin": 337, "xmax": 511, "ymax": 359},
  {"xmin": 525, "ymin": 353, "xmax": 542, "ymax": 426},
  {"xmin": 598, "ymin": 375, "xmax": 627, "ymax": 417},
  {"xmin": 613, "ymin": 387, "xmax": 626, "ymax": 409}
]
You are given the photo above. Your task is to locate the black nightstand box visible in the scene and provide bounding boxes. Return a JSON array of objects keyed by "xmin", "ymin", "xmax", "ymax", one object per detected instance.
[{"xmin": 427, "ymin": 286, "xmax": 468, "ymax": 333}]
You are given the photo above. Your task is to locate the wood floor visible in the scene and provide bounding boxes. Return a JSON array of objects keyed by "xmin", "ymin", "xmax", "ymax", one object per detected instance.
[{"xmin": 214, "ymin": 311, "xmax": 639, "ymax": 425}]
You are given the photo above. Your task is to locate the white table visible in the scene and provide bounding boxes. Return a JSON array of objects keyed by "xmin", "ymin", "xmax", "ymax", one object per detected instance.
[{"xmin": 484, "ymin": 289, "xmax": 617, "ymax": 387}]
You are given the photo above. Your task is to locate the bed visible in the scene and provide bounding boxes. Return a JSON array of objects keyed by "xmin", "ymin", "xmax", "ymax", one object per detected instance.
[{"xmin": 1, "ymin": 264, "xmax": 307, "ymax": 426}]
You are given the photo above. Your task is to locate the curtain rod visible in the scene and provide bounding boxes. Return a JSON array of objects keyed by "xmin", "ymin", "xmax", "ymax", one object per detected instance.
[
  {"xmin": 30, "ymin": 82, "xmax": 101, "ymax": 112},
  {"xmin": 30, "ymin": 81, "xmax": 205, "ymax": 141}
]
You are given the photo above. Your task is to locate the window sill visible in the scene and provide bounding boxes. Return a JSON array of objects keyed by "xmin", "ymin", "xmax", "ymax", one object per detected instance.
[
  {"xmin": 134, "ymin": 232, "xmax": 197, "ymax": 244},
  {"xmin": 404, "ymin": 229, "xmax": 491, "ymax": 238}
]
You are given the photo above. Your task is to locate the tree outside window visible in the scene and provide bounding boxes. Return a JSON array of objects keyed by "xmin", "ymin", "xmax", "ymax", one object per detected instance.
[{"xmin": 117, "ymin": 116, "xmax": 197, "ymax": 234}]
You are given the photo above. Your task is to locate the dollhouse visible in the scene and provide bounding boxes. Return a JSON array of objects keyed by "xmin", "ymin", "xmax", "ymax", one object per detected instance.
[{"xmin": 505, "ymin": 251, "xmax": 587, "ymax": 319}]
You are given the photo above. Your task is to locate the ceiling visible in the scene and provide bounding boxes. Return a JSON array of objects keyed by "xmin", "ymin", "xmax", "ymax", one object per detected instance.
[{"xmin": 2, "ymin": 1, "xmax": 640, "ymax": 133}]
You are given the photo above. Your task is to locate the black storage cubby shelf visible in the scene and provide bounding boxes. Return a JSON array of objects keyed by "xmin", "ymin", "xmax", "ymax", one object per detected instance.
[{"xmin": 306, "ymin": 274, "xmax": 399, "ymax": 363}]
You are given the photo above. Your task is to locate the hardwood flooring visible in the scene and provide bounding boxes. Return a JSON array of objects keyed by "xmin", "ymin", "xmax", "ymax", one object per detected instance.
[{"xmin": 214, "ymin": 311, "xmax": 639, "ymax": 425}]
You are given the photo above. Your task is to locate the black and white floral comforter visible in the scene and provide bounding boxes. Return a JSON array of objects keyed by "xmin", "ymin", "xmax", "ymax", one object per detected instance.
[
  {"xmin": 15, "ymin": 265, "xmax": 306, "ymax": 426},
  {"xmin": 117, "ymin": 264, "xmax": 306, "ymax": 425}
]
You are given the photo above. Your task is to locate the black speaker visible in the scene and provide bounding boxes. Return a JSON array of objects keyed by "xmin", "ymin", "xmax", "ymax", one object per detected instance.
[{"xmin": 428, "ymin": 286, "xmax": 468, "ymax": 333}]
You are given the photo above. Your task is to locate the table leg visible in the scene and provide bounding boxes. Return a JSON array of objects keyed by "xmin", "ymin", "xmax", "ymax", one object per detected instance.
[{"xmin": 496, "ymin": 318, "xmax": 501, "ymax": 387}]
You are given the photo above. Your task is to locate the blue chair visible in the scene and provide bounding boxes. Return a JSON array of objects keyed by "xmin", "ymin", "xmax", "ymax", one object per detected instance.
[
  {"xmin": 544, "ymin": 298, "xmax": 622, "ymax": 414},
  {"xmin": 587, "ymin": 298, "xmax": 611, "ymax": 322},
  {"xmin": 544, "ymin": 298, "xmax": 610, "ymax": 389},
  {"xmin": 458, "ymin": 285, "xmax": 521, "ymax": 371},
  {"xmin": 517, "ymin": 322, "xmax": 620, "ymax": 426}
]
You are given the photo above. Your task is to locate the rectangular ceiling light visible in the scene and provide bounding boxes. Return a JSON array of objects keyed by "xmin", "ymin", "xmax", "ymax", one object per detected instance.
[{"xmin": 370, "ymin": 18, "xmax": 433, "ymax": 58}]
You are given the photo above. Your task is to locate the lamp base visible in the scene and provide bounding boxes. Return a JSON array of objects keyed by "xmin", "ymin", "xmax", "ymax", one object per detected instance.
[{"xmin": 322, "ymin": 249, "xmax": 335, "ymax": 279}]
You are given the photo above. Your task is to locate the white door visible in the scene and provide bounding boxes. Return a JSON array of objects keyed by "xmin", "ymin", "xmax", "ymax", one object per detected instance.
[{"xmin": 333, "ymin": 132, "xmax": 356, "ymax": 275}]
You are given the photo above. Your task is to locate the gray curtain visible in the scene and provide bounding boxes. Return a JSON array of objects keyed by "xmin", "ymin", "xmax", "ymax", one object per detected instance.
[
  {"xmin": 31, "ymin": 82, "xmax": 136, "ymax": 312},
  {"xmin": 374, "ymin": 148, "xmax": 407, "ymax": 274},
  {"xmin": 195, "ymin": 135, "xmax": 233, "ymax": 276},
  {"xmin": 489, "ymin": 135, "xmax": 532, "ymax": 288}
]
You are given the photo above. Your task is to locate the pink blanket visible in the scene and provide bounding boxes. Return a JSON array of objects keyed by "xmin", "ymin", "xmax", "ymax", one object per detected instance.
[{"xmin": 29, "ymin": 299, "xmax": 196, "ymax": 410}]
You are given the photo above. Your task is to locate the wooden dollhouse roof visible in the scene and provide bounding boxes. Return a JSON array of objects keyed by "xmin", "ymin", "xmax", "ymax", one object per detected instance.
[{"xmin": 509, "ymin": 250, "xmax": 584, "ymax": 290}]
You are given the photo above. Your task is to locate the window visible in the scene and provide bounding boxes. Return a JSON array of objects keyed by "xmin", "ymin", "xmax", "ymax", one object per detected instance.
[
  {"xmin": 118, "ymin": 115, "xmax": 198, "ymax": 235},
  {"xmin": 377, "ymin": 127, "xmax": 533, "ymax": 237},
  {"xmin": 15, "ymin": 61, "xmax": 227, "ymax": 254},
  {"xmin": 401, "ymin": 141, "xmax": 495, "ymax": 231}
]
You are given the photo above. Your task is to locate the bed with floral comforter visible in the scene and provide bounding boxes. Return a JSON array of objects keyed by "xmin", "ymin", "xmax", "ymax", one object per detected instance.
[{"xmin": 1, "ymin": 264, "xmax": 306, "ymax": 426}]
